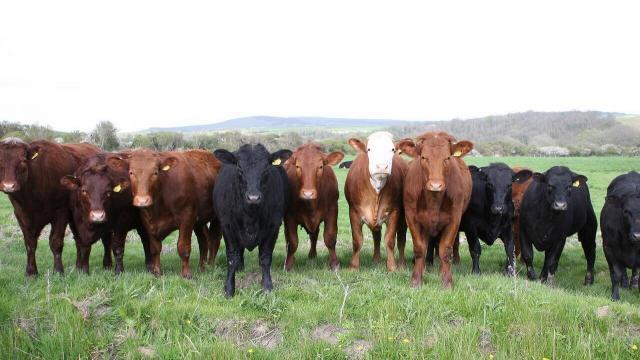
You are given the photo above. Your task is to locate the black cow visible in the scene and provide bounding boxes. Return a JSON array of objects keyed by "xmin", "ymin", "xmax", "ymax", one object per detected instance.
[
  {"xmin": 339, "ymin": 160, "xmax": 353, "ymax": 169},
  {"xmin": 515, "ymin": 166, "xmax": 597, "ymax": 285},
  {"xmin": 213, "ymin": 144, "xmax": 292, "ymax": 298},
  {"xmin": 601, "ymin": 171, "xmax": 640, "ymax": 300},
  {"xmin": 460, "ymin": 163, "xmax": 521, "ymax": 275}
]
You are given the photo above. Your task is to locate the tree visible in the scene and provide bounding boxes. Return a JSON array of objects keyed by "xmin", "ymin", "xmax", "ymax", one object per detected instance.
[{"xmin": 90, "ymin": 121, "xmax": 120, "ymax": 150}]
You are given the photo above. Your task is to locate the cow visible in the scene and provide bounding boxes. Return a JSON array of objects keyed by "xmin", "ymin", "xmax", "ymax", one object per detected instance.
[
  {"xmin": 213, "ymin": 144, "xmax": 292, "ymax": 298},
  {"xmin": 397, "ymin": 131, "xmax": 473, "ymax": 288},
  {"xmin": 123, "ymin": 149, "xmax": 222, "ymax": 279},
  {"xmin": 339, "ymin": 161, "xmax": 353, "ymax": 169},
  {"xmin": 344, "ymin": 131, "xmax": 408, "ymax": 271},
  {"xmin": 514, "ymin": 166, "xmax": 597, "ymax": 285},
  {"xmin": 283, "ymin": 143, "xmax": 343, "ymax": 271},
  {"xmin": 511, "ymin": 166, "xmax": 534, "ymax": 258},
  {"xmin": 459, "ymin": 163, "xmax": 526, "ymax": 275},
  {"xmin": 61, "ymin": 153, "xmax": 150, "ymax": 274},
  {"xmin": 600, "ymin": 171, "xmax": 640, "ymax": 300},
  {"xmin": 0, "ymin": 138, "xmax": 100, "ymax": 276}
]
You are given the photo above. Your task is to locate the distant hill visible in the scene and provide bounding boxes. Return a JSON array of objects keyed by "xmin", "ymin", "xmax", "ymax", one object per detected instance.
[{"xmin": 141, "ymin": 116, "xmax": 413, "ymax": 133}]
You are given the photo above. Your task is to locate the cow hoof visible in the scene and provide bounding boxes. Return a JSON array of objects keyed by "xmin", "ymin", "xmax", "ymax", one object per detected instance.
[
  {"xmin": 329, "ymin": 262, "xmax": 340, "ymax": 271},
  {"xmin": 472, "ymin": 268, "xmax": 481, "ymax": 275},
  {"xmin": 453, "ymin": 257, "xmax": 461, "ymax": 265},
  {"xmin": 526, "ymin": 268, "xmax": 537, "ymax": 280},
  {"xmin": 373, "ymin": 256, "xmax": 382, "ymax": 264},
  {"xmin": 25, "ymin": 270, "xmax": 38, "ymax": 277},
  {"xmin": 584, "ymin": 273, "xmax": 594, "ymax": 286},
  {"xmin": 611, "ymin": 293, "xmax": 620, "ymax": 302},
  {"xmin": 224, "ymin": 289, "xmax": 235, "ymax": 299},
  {"xmin": 410, "ymin": 278, "xmax": 422, "ymax": 288},
  {"xmin": 632, "ymin": 276, "xmax": 640, "ymax": 290},
  {"xmin": 114, "ymin": 267, "xmax": 124, "ymax": 276},
  {"xmin": 348, "ymin": 264, "xmax": 360, "ymax": 271},
  {"xmin": 308, "ymin": 251, "xmax": 317, "ymax": 259},
  {"xmin": 182, "ymin": 272, "xmax": 193, "ymax": 280}
]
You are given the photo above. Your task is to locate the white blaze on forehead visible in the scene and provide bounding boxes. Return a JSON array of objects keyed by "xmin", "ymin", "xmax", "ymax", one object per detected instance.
[{"xmin": 366, "ymin": 131, "xmax": 395, "ymax": 193}]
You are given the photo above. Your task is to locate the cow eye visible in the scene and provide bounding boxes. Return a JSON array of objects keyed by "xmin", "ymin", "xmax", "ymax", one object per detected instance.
[
  {"xmin": 129, "ymin": 171, "xmax": 134, "ymax": 176},
  {"xmin": 367, "ymin": 148, "xmax": 371, "ymax": 152},
  {"xmin": 81, "ymin": 190, "xmax": 88, "ymax": 195}
]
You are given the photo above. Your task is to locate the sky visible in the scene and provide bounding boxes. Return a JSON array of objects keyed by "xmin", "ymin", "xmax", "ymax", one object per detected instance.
[{"xmin": 0, "ymin": 1, "xmax": 639, "ymax": 133}]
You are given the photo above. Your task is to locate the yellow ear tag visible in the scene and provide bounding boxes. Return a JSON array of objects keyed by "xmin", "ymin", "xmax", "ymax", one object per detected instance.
[
  {"xmin": 113, "ymin": 184, "xmax": 122, "ymax": 193},
  {"xmin": 398, "ymin": 150, "xmax": 403, "ymax": 154},
  {"xmin": 162, "ymin": 165, "xmax": 171, "ymax": 171},
  {"xmin": 31, "ymin": 152, "xmax": 39, "ymax": 160},
  {"xmin": 572, "ymin": 180, "xmax": 580, "ymax": 188},
  {"xmin": 453, "ymin": 150, "xmax": 462, "ymax": 157},
  {"xmin": 272, "ymin": 158, "xmax": 281, "ymax": 166}
]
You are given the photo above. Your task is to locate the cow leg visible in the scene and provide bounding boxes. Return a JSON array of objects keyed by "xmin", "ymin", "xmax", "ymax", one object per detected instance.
[
  {"xmin": 208, "ymin": 217, "xmax": 222, "ymax": 266},
  {"xmin": 194, "ymin": 223, "xmax": 209, "ymax": 272},
  {"xmin": 405, "ymin": 214, "xmax": 426, "ymax": 287},
  {"xmin": 49, "ymin": 213, "xmax": 68, "ymax": 274},
  {"xmin": 513, "ymin": 219, "xmax": 522, "ymax": 258},
  {"xmin": 284, "ymin": 215, "xmax": 299, "ymax": 271},
  {"xmin": 177, "ymin": 219, "xmax": 196, "ymax": 279},
  {"xmin": 466, "ymin": 228, "xmax": 482, "ymax": 275},
  {"xmin": 259, "ymin": 230, "xmax": 278, "ymax": 292},
  {"xmin": 519, "ymin": 227, "xmax": 536, "ymax": 280},
  {"xmin": 426, "ymin": 238, "xmax": 436, "ymax": 266},
  {"xmin": 77, "ymin": 245, "xmax": 92, "ymax": 274},
  {"xmin": 502, "ymin": 225, "xmax": 516, "ymax": 277},
  {"xmin": 101, "ymin": 234, "xmax": 113, "ymax": 269},
  {"xmin": 308, "ymin": 229, "xmax": 319, "ymax": 259},
  {"xmin": 112, "ymin": 230, "xmax": 128, "ymax": 275},
  {"xmin": 606, "ymin": 254, "xmax": 624, "ymax": 301},
  {"xmin": 323, "ymin": 208, "xmax": 339, "ymax": 270},
  {"xmin": 136, "ymin": 226, "xmax": 152, "ymax": 271},
  {"xmin": 224, "ymin": 236, "xmax": 241, "ymax": 298},
  {"xmin": 452, "ymin": 234, "xmax": 461, "ymax": 265},
  {"xmin": 348, "ymin": 208, "xmax": 365, "ymax": 270},
  {"xmin": 372, "ymin": 229, "xmax": 382, "ymax": 264},
  {"xmin": 396, "ymin": 215, "xmax": 407, "ymax": 268},
  {"xmin": 621, "ymin": 269, "xmax": 630, "ymax": 289},
  {"xmin": 148, "ymin": 236, "xmax": 163, "ymax": 277},
  {"xmin": 541, "ymin": 240, "xmax": 566, "ymax": 286},
  {"xmin": 578, "ymin": 218, "xmax": 597, "ymax": 285},
  {"xmin": 383, "ymin": 212, "xmax": 400, "ymax": 271},
  {"xmin": 632, "ymin": 266, "xmax": 639, "ymax": 290},
  {"xmin": 438, "ymin": 222, "xmax": 461, "ymax": 289}
]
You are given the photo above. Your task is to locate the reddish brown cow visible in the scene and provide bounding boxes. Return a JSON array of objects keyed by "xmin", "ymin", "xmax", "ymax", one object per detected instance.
[
  {"xmin": 122, "ymin": 149, "xmax": 221, "ymax": 278},
  {"xmin": 61, "ymin": 153, "xmax": 150, "ymax": 274},
  {"xmin": 398, "ymin": 132, "xmax": 473, "ymax": 288},
  {"xmin": 0, "ymin": 138, "xmax": 100, "ymax": 275},
  {"xmin": 345, "ymin": 133, "xmax": 408, "ymax": 271},
  {"xmin": 283, "ymin": 143, "xmax": 344, "ymax": 270},
  {"xmin": 511, "ymin": 166, "xmax": 534, "ymax": 257}
]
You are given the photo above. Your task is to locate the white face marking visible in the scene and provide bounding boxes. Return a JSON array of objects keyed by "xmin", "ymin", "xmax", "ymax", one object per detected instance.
[{"xmin": 366, "ymin": 131, "xmax": 395, "ymax": 192}]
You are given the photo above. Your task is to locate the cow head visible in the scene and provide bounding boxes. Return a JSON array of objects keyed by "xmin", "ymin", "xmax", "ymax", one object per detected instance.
[
  {"xmin": 606, "ymin": 188, "xmax": 640, "ymax": 244},
  {"xmin": 349, "ymin": 131, "xmax": 395, "ymax": 193},
  {"xmin": 126, "ymin": 150, "xmax": 176, "ymax": 208},
  {"xmin": 0, "ymin": 138, "xmax": 41, "ymax": 193},
  {"xmin": 397, "ymin": 132, "xmax": 473, "ymax": 192},
  {"xmin": 61, "ymin": 156, "xmax": 130, "ymax": 223},
  {"xmin": 515, "ymin": 166, "xmax": 587, "ymax": 212},
  {"xmin": 288, "ymin": 143, "xmax": 343, "ymax": 200},
  {"xmin": 214, "ymin": 144, "xmax": 292, "ymax": 205},
  {"xmin": 470, "ymin": 163, "xmax": 517, "ymax": 216}
]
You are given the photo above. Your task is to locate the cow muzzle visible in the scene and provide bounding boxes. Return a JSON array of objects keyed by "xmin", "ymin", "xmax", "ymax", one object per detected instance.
[
  {"xmin": 552, "ymin": 201, "xmax": 568, "ymax": 211},
  {"xmin": 299, "ymin": 189, "xmax": 317, "ymax": 200},
  {"xmin": 1, "ymin": 181, "xmax": 18, "ymax": 193},
  {"xmin": 133, "ymin": 195, "xmax": 153, "ymax": 207},
  {"xmin": 491, "ymin": 204, "xmax": 505, "ymax": 215},
  {"xmin": 245, "ymin": 192, "xmax": 263, "ymax": 204},
  {"xmin": 631, "ymin": 232, "xmax": 640, "ymax": 243},
  {"xmin": 427, "ymin": 180, "xmax": 445, "ymax": 192},
  {"xmin": 89, "ymin": 210, "xmax": 106, "ymax": 223}
]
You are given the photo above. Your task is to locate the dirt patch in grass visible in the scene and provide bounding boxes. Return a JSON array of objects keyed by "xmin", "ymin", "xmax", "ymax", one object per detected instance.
[
  {"xmin": 138, "ymin": 346, "xmax": 156, "ymax": 358},
  {"xmin": 64, "ymin": 289, "xmax": 111, "ymax": 321},
  {"xmin": 595, "ymin": 305, "xmax": 611, "ymax": 318},
  {"xmin": 610, "ymin": 323, "xmax": 640, "ymax": 340},
  {"xmin": 344, "ymin": 340, "xmax": 371, "ymax": 359},
  {"xmin": 478, "ymin": 327, "xmax": 495, "ymax": 355},
  {"xmin": 214, "ymin": 319, "xmax": 283, "ymax": 349},
  {"xmin": 311, "ymin": 324, "xmax": 346, "ymax": 345}
]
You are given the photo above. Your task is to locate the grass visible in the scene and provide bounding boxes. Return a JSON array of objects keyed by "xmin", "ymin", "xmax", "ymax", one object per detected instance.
[{"xmin": 1, "ymin": 156, "xmax": 640, "ymax": 359}]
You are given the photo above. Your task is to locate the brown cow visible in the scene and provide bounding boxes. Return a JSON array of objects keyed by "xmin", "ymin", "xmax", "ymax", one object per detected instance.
[
  {"xmin": 511, "ymin": 166, "xmax": 534, "ymax": 258},
  {"xmin": 283, "ymin": 143, "xmax": 344, "ymax": 270},
  {"xmin": 0, "ymin": 138, "xmax": 100, "ymax": 275},
  {"xmin": 61, "ymin": 153, "xmax": 151, "ymax": 274},
  {"xmin": 345, "ymin": 131, "xmax": 408, "ymax": 271},
  {"xmin": 398, "ymin": 132, "xmax": 473, "ymax": 288},
  {"xmin": 122, "ymin": 149, "xmax": 222, "ymax": 278}
]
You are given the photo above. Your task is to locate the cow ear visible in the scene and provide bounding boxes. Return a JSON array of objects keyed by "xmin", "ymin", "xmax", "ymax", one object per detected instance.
[
  {"xmin": 61, "ymin": 175, "xmax": 80, "ymax": 190},
  {"xmin": 606, "ymin": 195, "xmax": 623, "ymax": 207},
  {"xmin": 160, "ymin": 157, "xmax": 178, "ymax": 172},
  {"xmin": 451, "ymin": 140, "xmax": 473, "ymax": 157},
  {"xmin": 324, "ymin": 151, "xmax": 344, "ymax": 166},
  {"xmin": 468, "ymin": 165, "xmax": 480, "ymax": 173},
  {"xmin": 396, "ymin": 139, "xmax": 417, "ymax": 158},
  {"xmin": 348, "ymin": 138, "xmax": 366, "ymax": 153},
  {"xmin": 106, "ymin": 156, "xmax": 128, "ymax": 170},
  {"xmin": 112, "ymin": 178, "xmax": 130, "ymax": 193},
  {"xmin": 28, "ymin": 144, "xmax": 42, "ymax": 160},
  {"xmin": 513, "ymin": 169, "xmax": 533, "ymax": 183},
  {"xmin": 214, "ymin": 149, "xmax": 237, "ymax": 165},
  {"xmin": 270, "ymin": 149, "xmax": 292, "ymax": 166},
  {"xmin": 532, "ymin": 172, "xmax": 546, "ymax": 183},
  {"xmin": 572, "ymin": 174, "xmax": 588, "ymax": 188}
]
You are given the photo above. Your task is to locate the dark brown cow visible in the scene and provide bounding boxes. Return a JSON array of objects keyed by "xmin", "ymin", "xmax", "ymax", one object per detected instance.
[
  {"xmin": 398, "ymin": 132, "xmax": 473, "ymax": 288},
  {"xmin": 123, "ymin": 149, "xmax": 221, "ymax": 278},
  {"xmin": 0, "ymin": 138, "xmax": 100, "ymax": 275},
  {"xmin": 511, "ymin": 166, "xmax": 533, "ymax": 257},
  {"xmin": 283, "ymin": 143, "xmax": 343, "ymax": 270},
  {"xmin": 345, "ymin": 132, "xmax": 408, "ymax": 271},
  {"xmin": 61, "ymin": 153, "xmax": 150, "ymax": 274}
]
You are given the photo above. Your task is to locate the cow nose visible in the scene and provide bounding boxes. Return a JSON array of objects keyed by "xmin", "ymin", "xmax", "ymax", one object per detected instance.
[
  {"xmin": 491, "ymin": 205, "xmax": 504, "ymax": 215},
  {"xmin": 632, "ymin": 232, "xmax": 640, "ymax": 241},
  {"xmin": 376, "ymin": 163, "xmax": 389, "ymax": 172},
  {"xmin": 89, "ymin": 210, "xmax": 106, "ymax": 223},
  {"xmin": 1, "ymin": 181, "xmax": 16, "ymax": 192},
  {"xmin": 552, "ymin": 201, "xmax": 567, "ymax": 211},
  {"xmin": 427, "ymin": 181, "xmax": 444, "ymax": 192},
  {"xmin": 300, "ymin": 189, "xmax": 317, "ymax": 200},
  {"xmin": 245, "ymin": 192, "xmax": 262, "ymax": 204},
  {"xmin": 133, "ymin": 195, "xmax": 152, "ymax": 207}
]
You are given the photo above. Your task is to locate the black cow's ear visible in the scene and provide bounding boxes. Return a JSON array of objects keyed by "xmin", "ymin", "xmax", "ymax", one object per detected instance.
[
  {"xmin": 532, "ymin": 172, "xmax": 546, "ymax": 183},
  {"xmin": 513, "ymin": 169, "xmax": 533, "ymax": 183},
  {"xmin": 606, "ymin": 196, "xmax": 623, "ymax": 207},
  {"xmin": 572, "ymin": 174, "xmax": 588, "ymax": 188},
  {"xmin": 214, "ymin": 149, "xmax": 237, "ymax": 165},
  {"xmin": 468, "ymin": 165, "xmax": 480, "ymax": 173},
  {"xmin": 28, "ymin": 144, "xmax": 42, "ymax": 160},
  {"xmin": 61, "ymin": 175, "xmax": 80, "ymax": 190},
  {"xmin": 270, "ymin": 149, "xmax": 292, "ymax": 166}
]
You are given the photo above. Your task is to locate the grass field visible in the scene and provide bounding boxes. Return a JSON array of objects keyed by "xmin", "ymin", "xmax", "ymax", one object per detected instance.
[{"xmin": 1, "ymin": 156, "xmax": 640, "ymax": 359}]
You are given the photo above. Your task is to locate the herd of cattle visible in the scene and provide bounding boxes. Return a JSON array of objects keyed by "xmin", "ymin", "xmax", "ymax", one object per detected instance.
[{"xmin": 0, "ymin": 131, "xmax": 638, "ymax": 300}]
